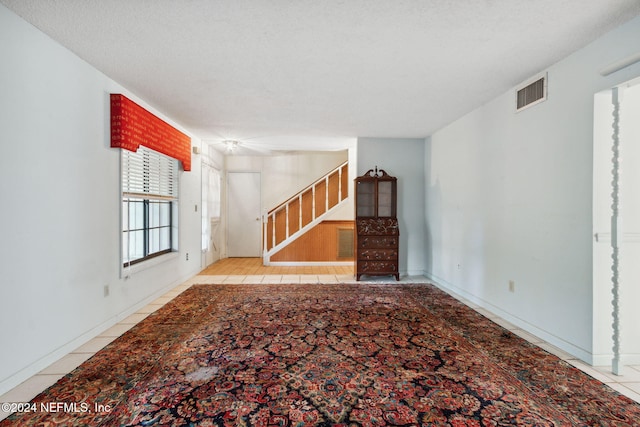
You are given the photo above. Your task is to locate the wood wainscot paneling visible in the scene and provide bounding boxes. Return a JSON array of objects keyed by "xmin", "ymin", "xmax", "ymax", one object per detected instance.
[
  {"xmin": 270, "ymin": 220, "xmax": 355, "ymax": 262},
  {"xmin": 288, "ymin": 198, "xmax": 301, "ymax": 235},
  {"xmin": 328, "ymin": 170, "xmax": 340, "ymax": 209},
  {"xmin": 301, "ymin": 189, "xmax": 314, "ymax": 228},
  {"xmin": 340, "ymin": 163, "xmax": 349, "ymax": 199},
  {"xmin": 315, "ymin": 180, "xmax": 327, "ymax": 217},
  {"xmin": 274, "ymin": 208, "xmax": 287, "ymax": 246}
]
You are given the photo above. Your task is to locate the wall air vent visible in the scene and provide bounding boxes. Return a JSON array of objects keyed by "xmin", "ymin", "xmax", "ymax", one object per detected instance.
[
  {"xmin": 337, "ymin": 228, "xmax": 354, "ymax": 258},
  {"xmin": 516, "ymin": 73, "xmax": 547, "ymax": 111}
]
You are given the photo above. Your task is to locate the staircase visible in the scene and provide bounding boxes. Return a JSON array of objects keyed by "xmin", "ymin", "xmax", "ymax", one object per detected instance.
[{"xmin": 263, "ymin": 161, "xmax": 349, "ymax": 265}]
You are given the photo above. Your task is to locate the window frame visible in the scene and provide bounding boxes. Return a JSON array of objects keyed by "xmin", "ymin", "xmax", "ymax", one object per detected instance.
[{"xmin": 121, "ymin": 146, "xmax": 179, "ymax": 271}]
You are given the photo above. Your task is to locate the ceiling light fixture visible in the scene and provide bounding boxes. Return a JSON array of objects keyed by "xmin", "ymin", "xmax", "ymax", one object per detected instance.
[{"xmin": 224, "ymin": 140, "xmax": 239, "ymax": 153}]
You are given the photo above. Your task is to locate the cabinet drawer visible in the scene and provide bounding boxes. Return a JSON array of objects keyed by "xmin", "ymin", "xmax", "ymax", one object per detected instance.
[
  {"xmin": 358, "ymin": 236, "xmax": 398, "ymax": 248},
  {"xmin": 358, "ymin": 261, "xmax": 398, "ymax": 273},
  {"xmin": 356, "ymin": 218, "xmax": 399, "ymax": 235},
  {"xmin": 359, "ymin": 249, "xmax": 398, "ymax": 260}
]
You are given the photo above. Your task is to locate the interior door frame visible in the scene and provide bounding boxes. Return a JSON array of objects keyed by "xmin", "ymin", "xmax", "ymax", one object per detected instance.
[
  {"xmin": 226, "ymin": 171, "xmax": 262, "ymax": 258},
  {"xmin": 201, "ymin": 158, "xmax": 222, "ymax": 268},
  {"xmin": 592, "ymin": 77, "xmax": 640, "ymax": 369}
]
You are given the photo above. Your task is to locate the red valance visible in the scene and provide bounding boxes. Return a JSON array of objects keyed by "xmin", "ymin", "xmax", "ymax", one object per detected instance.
[{"xmin": 110, "ymin": 94, "xmax": 191, "ymax": 171}]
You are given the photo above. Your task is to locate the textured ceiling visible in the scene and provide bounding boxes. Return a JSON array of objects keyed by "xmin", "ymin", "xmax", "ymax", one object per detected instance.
[{"xmin": 2, "ymin": 0, "xmax": 640, "ymax": 152}]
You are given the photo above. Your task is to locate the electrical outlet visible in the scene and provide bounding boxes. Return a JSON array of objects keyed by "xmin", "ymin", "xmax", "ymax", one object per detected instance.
[
  {"xmin": 103, "ymin": 285, "xmax": 110, "ymax": 297},
  {"xmin": 508, "ymin": 280, "xmax": 515, "ymax": 292},
  {"xmin": 186, "ymin": 252, "xmax": 189, "ymax": 261}
]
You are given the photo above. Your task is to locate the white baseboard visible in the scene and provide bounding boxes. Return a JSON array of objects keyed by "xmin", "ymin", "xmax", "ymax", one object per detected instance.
[
  {"xmin": 423, "ymin": 271, "xmax": 595, "ymax": 365},
  {"xmin": 267, "ymin": 261, "xmax": 354, "ymax": 267},
  {"xmin": 591, "ymin": 353, "xmax": 640, "ymax": 367},
  {"xmin": 0, "ymin": 272, "xmax": 196, "ymax": 397}
]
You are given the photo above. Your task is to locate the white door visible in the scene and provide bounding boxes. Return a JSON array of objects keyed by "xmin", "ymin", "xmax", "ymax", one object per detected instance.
[{"xmin": 227, "ymin": 172, "xmax": 262, "ymax": 257}]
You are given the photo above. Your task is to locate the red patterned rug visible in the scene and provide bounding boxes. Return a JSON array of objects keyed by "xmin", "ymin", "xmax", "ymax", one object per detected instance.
[{"xmin": 2, "ymin": 283, "xmax": 639, "ymax": 426}]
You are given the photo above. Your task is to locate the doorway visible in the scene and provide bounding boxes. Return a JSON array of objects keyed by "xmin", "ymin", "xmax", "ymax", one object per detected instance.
[
  {"xmin": 593, "ymin": 77, "xmax": 640, "ymax": 368},
  {"xmin": 227, "ymin": 172, "xmax": 262, "ymax": 257},
  {"xmin": 201, "ymin": 157, "xmax": 221, "ymax": 268}
]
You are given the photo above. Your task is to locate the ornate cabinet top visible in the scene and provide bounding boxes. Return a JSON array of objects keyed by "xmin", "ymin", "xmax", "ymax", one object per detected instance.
[
  {"xmin": 355, "ymin": 166, "xmax": 397, "ymax": 218},
  {"xmin": 359, "ymin": 166, "xmax": 395, "ymax": 181}
]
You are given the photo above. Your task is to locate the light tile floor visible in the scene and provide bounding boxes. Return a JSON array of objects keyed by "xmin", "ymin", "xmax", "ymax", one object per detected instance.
[{"xmin": 2, "ymin": 273, "xmax": 639, "ymax": 422}]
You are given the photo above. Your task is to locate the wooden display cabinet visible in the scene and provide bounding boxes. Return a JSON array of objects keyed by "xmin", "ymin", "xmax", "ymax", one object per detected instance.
[{"xmin": 354, "ymin": 167, "xmax": 399, "ymax": 281}]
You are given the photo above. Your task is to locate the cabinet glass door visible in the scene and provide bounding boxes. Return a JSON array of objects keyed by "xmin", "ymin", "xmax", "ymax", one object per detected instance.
[
  {"xmin": 356, "ymin": 181, "xmax": 375, "ymax": 216},
  {"xmin": 377, "ymin": 181, "xmax": 395, "ymax": 217}
]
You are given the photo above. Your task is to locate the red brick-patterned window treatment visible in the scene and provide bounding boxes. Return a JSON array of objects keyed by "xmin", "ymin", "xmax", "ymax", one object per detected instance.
[{"xmin": 110, "ymin": 94, "xmax": 191, "ymax": 171}]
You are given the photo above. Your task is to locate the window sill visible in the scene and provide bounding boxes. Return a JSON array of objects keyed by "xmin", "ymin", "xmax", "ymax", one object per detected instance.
[{"xmin": 121, "ymin": 251, "xmax": 179, "ymax": 279}]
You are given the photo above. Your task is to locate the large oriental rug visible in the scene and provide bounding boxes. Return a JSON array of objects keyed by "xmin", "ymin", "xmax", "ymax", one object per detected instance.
[{"xmin": 3, "ymin": 284, "xmax": 640, "ymax": 426}]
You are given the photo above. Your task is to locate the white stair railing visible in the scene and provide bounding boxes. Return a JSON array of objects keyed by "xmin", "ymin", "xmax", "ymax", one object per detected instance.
[{"xmin": 263, "ymin": 161, "xmax": 349, "ymax": 264}]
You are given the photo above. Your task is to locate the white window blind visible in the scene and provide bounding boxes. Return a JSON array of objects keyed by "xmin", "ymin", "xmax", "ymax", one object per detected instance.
[
  {"xmin": 122, "ymin": 146, "xmax": 178, "ymax": 200},
  {"xmin": 121, "ymin": 146, "xmax": 179, "ymax": 267}
]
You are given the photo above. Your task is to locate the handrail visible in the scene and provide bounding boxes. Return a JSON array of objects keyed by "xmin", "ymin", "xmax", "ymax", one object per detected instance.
[
  {"xmin": 263, "ymin": 161, "xmax": 349, "ymax": 262},
  {"xmin": 268, "ymin": 161, "xmax": 348, "ymax": 215}
]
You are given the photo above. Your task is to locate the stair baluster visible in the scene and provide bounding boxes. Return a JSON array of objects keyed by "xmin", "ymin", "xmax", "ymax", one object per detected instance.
[{"xmin": 263, "ymin": 161, "xmax": 349, "ymax": 264}]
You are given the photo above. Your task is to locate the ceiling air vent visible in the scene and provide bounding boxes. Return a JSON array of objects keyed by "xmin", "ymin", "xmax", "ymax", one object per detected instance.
[{"xmin": 516, "ymin": 73, "xmax": 547, "ymax": 111}]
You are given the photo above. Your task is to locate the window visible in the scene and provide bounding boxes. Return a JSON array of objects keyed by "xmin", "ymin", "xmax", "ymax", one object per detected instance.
[{"xmin": 122, "ymin": 146, "xmax": 179, "ymax": 266}]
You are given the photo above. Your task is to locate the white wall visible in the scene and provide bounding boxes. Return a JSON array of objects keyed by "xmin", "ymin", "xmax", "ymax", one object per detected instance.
[
  {"xmin": 0, "ymin": 5, "xmax": 203, "ymax": 394},
  {"xmin": 425, "ymin": 15, "xmax": 640, "ymax": 363},
  {"xmin": 225, "ymin": 150, "xmax": 350, "ymax": 209},
  {"xmin": 357, "ymin": 138, "xmax": 426, "ymax": 276}
]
